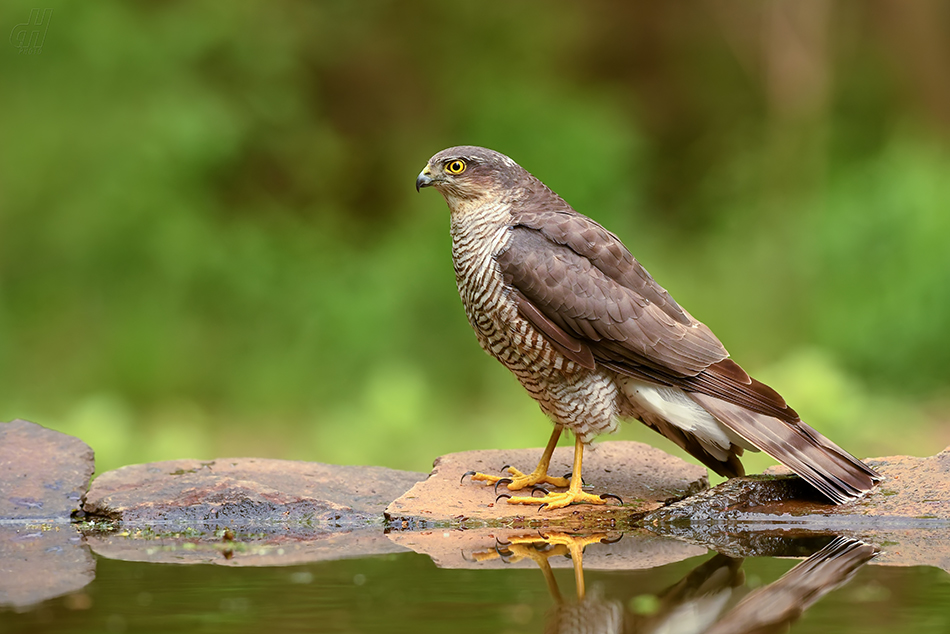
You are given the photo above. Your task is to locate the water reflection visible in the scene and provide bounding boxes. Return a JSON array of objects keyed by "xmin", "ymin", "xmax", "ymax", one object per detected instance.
[
  {"xmin": 471, "ymin": 533, "xmax": 876, "ymax": 634},
  {"xmin": 0, "ymin": 524, "xmax": 95, "ymax": 610}
]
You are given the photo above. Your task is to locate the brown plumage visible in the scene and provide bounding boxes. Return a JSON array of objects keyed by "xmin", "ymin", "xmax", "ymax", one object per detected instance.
[{"xmin": 417, "ymin": 145, "xmax": 880, "ymax": 504}]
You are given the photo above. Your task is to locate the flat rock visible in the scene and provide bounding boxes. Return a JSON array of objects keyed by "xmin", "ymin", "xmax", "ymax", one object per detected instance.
[
  {"xmin": 641, "ymin": 447, "xmax": 950, "ymax": 573},
  {"xmin": 765, "ymin": 447, "xmax": 950, "ymax": 520},
  {"xmin": 387, "ymin": 527, "xmax": 706, "ymax": 570},
  {"xmin": 0, "ymin": 525, "xmax": 95, "ymax": 609},
  {"xmin": 644, "ymin": 447, "xmax": 950, "ymax": 525},
  {"xmin": 83, "ymin": 458, "xmax": 425, "ymax": 528},
  {"xmin": 0, "ymin": 419, "xmax": 94, "ymax": 521},
  {"xmin": 85, "ymin": 527, "xmax": 411, "ymax": 567},
  {"xmin": 385, "ymin": 441, "xmax": 708, "ymax": 528}
]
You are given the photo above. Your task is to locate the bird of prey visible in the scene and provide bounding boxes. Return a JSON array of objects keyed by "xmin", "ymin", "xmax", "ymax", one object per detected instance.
[{"xmin": 416, "ymin": 145, "xmax": 881, "ymax": 509}]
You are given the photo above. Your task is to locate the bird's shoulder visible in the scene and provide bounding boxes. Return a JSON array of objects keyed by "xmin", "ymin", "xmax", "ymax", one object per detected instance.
[
  {"xmin": 498, "ymin": 188, "xmax": 797, "ymax": 423},
  {"xmin": 506, "ymin": 201, "xmax": 690, "ymax": 327},
  {"xmin": 497, "ymin": 199, "xmax": 729, "ymax": 377}
]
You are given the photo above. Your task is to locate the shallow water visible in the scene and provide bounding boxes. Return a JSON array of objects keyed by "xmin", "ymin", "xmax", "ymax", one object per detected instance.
[{"xmin": 3, "ymin": 534, "xmax": 949, "ymax": 634}]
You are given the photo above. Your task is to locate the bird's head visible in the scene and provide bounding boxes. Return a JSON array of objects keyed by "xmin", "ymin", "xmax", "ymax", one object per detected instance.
[{"xmin": 416, "ymin": 146, "xmax": 525, "ymax": 204}]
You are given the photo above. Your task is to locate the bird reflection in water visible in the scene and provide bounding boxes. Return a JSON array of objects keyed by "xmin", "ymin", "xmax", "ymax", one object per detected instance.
[{"xmin": 470, "ymin": 533, "xmax": 876, "ymax": 634}]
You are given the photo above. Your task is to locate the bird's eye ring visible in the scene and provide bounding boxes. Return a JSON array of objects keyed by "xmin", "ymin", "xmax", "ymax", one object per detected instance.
[{"xmin": 445, "ymin": 159, "xmax": 466, "ymax": 175}]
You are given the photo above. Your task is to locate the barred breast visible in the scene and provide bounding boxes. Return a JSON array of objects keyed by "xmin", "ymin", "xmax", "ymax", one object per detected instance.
[{"xmin": 450, "ymin": 201, "xmax": 621, "ymax": 442}]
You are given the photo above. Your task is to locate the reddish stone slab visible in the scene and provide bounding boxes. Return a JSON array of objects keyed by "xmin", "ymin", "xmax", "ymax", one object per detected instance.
[
  {"xmin": 642, "ymin": 447, "xmax": 950, "ymax": 573},
  {"xmin": 83, "ymin": 457, "xmax": 425, "ymax": 527},
  {"xmin": 385, "ymin": 441, "xmax": 708, "ymax": 527},
  {"xmin": 782, "ymin": 447, "xmax": 950, "ymax": 520},
  {"xmin": 0, "ymin": 420, "xmax": 94, "ymax": 521},
  {"xmin": 646, "ymin": 447, "xmax": 950, "ymax": 524}
]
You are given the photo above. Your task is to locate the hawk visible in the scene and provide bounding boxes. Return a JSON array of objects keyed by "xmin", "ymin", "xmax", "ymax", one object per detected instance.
[{"xmin": 416, "ymin": 145, "xmax": 880, "ymax": 509}]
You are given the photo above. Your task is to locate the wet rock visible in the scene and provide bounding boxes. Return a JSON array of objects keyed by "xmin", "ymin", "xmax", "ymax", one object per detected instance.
[
  {"xmin": 0, "ymin": 421, "xmax": 97, "ymax": 607},
  {"xmin": 83, "ymin": 458, "xmax": 425, "ymax": 528},
  {"xmin": 85, "ymin": 526, "xmax": 410, "ymax": 566},
  {"xmin": 796, "ymin": 448, "xmax": 950, "ymax": 520},
  {"xmin": 640, "ymin": 447, "xmax": 950, "ymax": 573},
  {"xmin": 0, "ymin": 420, "xmax": 94, "ymax": 521},
  {"xmin": 642, "ymin": 474, "xmax": 827, "ymax": 526},
  {"xmin": 0, "ymin": 525, "xmax": 95, "ymax": 609},
  {"xmin": 385, "ymin": 441, "xmax": 708, "ymax": 528},
  {"xmin": 387, "ymin": 527, "xmax": 706, "ymax": 570},
  {"xmin": 644, "ymin": 447, "xmax": 950, "ymax": 524}
]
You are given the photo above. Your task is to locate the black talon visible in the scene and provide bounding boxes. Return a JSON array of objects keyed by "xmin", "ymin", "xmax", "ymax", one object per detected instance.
[
  {"xmin": 561, "ymin": 473, "xmax": 585, "ymax": 485},
  {"xmin": 495, "ymin": 536, "xmax": 512, "ymax": 546},
  {"xmin": 600, "ymin": 493, "xmax": 624, "ymax": 505},
  {"xmin": 495, "ymin": 494, "xmax": 511, "ymax": 504},
  {"xmin": 500, "ymin": 464, "xmax": 512, "ymax": 473},
  {"xmin": 538, "ymin": 503, "xmax": 548, "ymax": 512},
  {"xmin": 531, "ymin": 486, "xmax": 548, "ymax": 497},
  {"xmin": 494, "ymin": 478, "xmax": 513, "ymax": 494},
  {"xmin": 601, "ymin": 533, "xmax": 624, "ymax": 544},
  {"xmin": 460, "ymin": 470, "xmax": 477, "ymax": 485}
]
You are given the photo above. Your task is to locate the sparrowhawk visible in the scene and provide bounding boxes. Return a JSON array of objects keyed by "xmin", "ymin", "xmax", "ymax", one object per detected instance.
[{"xmin": 416, "ymin": 145, "xmax": 880, "ymax": 509}]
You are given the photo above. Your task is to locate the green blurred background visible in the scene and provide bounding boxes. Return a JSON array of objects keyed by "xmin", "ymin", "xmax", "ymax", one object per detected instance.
[{"xmin": 2, "ymin": 1, "xmax": 948, "ymax": 477}]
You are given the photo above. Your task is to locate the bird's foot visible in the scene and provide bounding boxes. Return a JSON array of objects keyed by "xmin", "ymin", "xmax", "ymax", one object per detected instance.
[
  {"xmin": 502, "ymin": 489, "xmax": 621, "ymax": 510},
  {"xmin": 467, "ymin": 465, "xmax": 570, "ymax": 491},
  {"xmin": 470, "ymin": 531, "xmax": 610, "ymax": 564},
  {"xmin": 468, "ymin": 537, "xmax": 565, "ymax": 565},
  {"xmin": 502, "ymin": 532, "xmax": 611, "ymax": 553}
]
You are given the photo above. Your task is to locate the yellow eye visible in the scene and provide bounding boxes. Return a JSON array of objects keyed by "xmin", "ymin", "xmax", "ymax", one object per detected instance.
[{"xmin": 445, "ymin": 159, "xmax": 466, "ymax": 175}]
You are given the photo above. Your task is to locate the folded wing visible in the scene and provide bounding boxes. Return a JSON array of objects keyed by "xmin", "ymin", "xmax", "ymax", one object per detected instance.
[{"xmin": 498, "ymin": 212, "xmax": 881, "ymax": 501}]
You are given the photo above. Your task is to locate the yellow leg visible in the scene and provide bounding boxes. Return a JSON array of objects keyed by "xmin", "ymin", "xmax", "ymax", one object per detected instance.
[
  {"xmin": 470, "ymin": 425, "xmax": 570, "ymax": 490},
  {"xmin": 469, "ymin": 536, "xmax": 569, "ymax": 604},
  {"xmin": 506, "ymin": 435, "xmax": 609, "ymax": 509},
  {"xmin": 571, "ymin": 536, "xmax": 586, "ymax": 600}
]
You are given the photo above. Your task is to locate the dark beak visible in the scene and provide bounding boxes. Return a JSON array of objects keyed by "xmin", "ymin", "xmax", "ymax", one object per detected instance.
[{"xmin": 416, "ymin": 170, "xmax": 434, "ymax": 192}]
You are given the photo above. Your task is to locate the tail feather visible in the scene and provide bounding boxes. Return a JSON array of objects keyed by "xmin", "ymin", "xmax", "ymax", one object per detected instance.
[
  {"xmin": 638, "ymin": 410, "xmax": 747, "ymax": 479},
  {"xmin": 690, "ymin": 393, "xmax": 882, "ymax": 504}
]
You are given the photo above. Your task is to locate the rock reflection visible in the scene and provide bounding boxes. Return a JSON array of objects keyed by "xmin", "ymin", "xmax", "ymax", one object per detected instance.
[
  {"xmin": 0, "ymin": 525, "xmax": 95, "ymax": 610},
  {"xmin": 472, "ymin": 533, "xmax": 876, "ymax": 634}
]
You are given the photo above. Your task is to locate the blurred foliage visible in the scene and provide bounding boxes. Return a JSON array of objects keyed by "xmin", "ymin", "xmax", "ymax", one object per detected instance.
[{"xmin": 1, "ymin": 1, "xmax": 948, "ymax": 475}]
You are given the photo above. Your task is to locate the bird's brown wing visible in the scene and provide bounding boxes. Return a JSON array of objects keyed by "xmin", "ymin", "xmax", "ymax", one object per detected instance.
[
  {"xmin": 499, "ymin": 219, "xmax": 729, "ymax": 378},
  {"xmin": 498, "ymin": 216, "xmax": 882, "ymax": 502},
  {"xmin": 499, "ymin": 216, "xmax": 800, "ymax": 412}
]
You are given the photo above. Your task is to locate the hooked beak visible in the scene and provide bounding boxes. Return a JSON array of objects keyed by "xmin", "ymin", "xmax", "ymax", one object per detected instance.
[{"xmin": 416, "ymin": 166, "xmax": 434, "ymax": 192}]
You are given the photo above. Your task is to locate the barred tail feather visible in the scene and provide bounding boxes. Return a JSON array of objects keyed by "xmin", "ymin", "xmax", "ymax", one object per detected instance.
[{"xmin": 690, "ymin": 393, "xmax": 882, "ymax": 504}]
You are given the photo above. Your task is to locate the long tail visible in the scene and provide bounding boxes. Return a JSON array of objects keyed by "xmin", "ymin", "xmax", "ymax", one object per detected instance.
[{"xmin": 690, "ymin": 393, "xmax": 882, "ymax": 504}]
